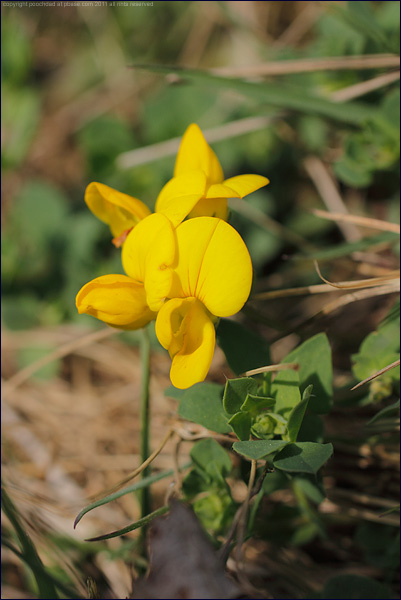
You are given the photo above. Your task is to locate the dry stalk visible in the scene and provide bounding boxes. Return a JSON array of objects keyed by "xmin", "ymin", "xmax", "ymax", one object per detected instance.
[
  {"xmin": 311, "ymin": 208, "xmax": 401, "ymax": 234},
  {"xmin": 212, "ymin": 54, "xmax": 400, "ymax": 77},
  {"xmin": 244, "ymin": 362, "xmax": 299, "ymax": 377},
  {"xmin": 351, "ymin": 359, "xmax": 401, "ymax": 391}
]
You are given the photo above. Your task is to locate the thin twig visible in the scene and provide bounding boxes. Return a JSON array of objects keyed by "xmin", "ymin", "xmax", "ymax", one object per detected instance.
[
  {"xmin": 253, "ymin": 283, "xmax": 358, "ymax": 301},
  {"xmin": 351, "ymin": 359, "xmax": 400, "ymax": 390},
  {"xmin": 244, "ymin": 362, "xmax": 299, "ymax": 377},
  {"xmin": 273, "ymin": 2, "xmax": 322, "ymax": 49},
  {"xmin": 220, "ymin": 461, "xmax": 270, "ymax": 566},
  {"xmin": 116, "ymin": 115, "xmax": 278, "ymax": 169},
  {"xmin": 303, "ymin": 156, "xmax": 361, "ymax": 242},
  {"xmin": 311, "ymin": 208, "xmax": 401, "ymax": 234},
  {"xmin": 307, "ymin": 282, "xmax": 400, "ymax": 320},
  {"xmin": 235, "ymin": 459, "xmax": 257, "ymax": 565},
  {"xmin": 212, "ymin": 54, "xmax": 400, "ymax": 77},
  {"xmin": 330, "ymin": 70, "xmax": 400, "ymax": 102},
  {"xmin": 253, "ymin": 268, "xmax": 400, "ymax": 301},
  {"xmin": 313, "ymin": 260, "xmax": 400, "ymax": 289}
]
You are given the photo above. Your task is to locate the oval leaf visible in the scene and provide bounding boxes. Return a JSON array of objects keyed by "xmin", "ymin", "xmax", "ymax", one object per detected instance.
[
  {"xmin": 233, "ymin": 440, "xmax": 289, "ymax": 460},
  {"xmin": 178, "ymin": 382, "xmax": 230, "ymax": 433},
  {"xmin": 273, "ymin": 442, "xmax": 333, "ymax": 474}
]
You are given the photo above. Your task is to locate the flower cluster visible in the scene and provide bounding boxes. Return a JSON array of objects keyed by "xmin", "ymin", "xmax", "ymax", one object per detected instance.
[{"xmin": 76, "ymin": 124, "xmax": 268, "ymax": 389}]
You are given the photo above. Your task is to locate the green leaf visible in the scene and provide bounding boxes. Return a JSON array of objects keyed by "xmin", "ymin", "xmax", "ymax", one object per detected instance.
[
  {"xmin": 320, "ymin": 574, "xmax": 394, "ymax": 600},
  {"xmin": 164, "ymin": 385, "xmax": 187, "ymax": 401},
  {"xmin": 283, "ymin": 334, "xmax": 333, "ymax": 414},
  {"xmin": 297, "ymin": 413, "xmax": 324, "ymax": 443},
  {"xmin": 233, "ymin": 440, "xmax": 289, "ymax": 461},
  {"xmin": 270, "ymin": 368, "xmax": 301, "ymax": 417},
  {"xmin": 223, "ymin": 377, "xmax": 258, "ymax": 415},
  {"xmin": 74, "ymin": 463, "xmax": 191, "ymax": 528},
  {"xmin": 291, "ymin": 522, "xmax": 321, "ymax": 547},
  {"xmin": 293, "ymin": 476, "xmax": 325, "ymax": 505},
  {"xmin": 133, "ymin": 64, "xmax": 378, "ymax": 125},
  {"xmin": 368, "ymin": 399, "xmax": 400, "ymax": 426},
  {"xmin": 227, "ymin": 412, "xmax": 252, "ymax": 441},
  {"xmin": 85, "ymin": 506, "xmax": 169, "ymax": 542},
  {"xmin": 352, "ymin": 317, "xmax": 400, "ymax": 382},
  {"xmin": 216, "ymin": 318, "xmax": 270, "ymax": 375},
  {"xmin": 273, "ymin": 442, "xmax": 333, "ymax": 474},
  {"xmin": 251, "ymin": 412, "xmax": 287, "ymax": 438},
  {"xmin": 177, "ymin": 382, "xmax": 230, "ymax": 434},
  {"xmin": 286, "ymin": 385, "xmax": 313, "ymax": 442},
  {"xmin": 240, "ymin": 394, "xmax": 275, "ymax": 414},
  {"xmin": 190, "ymin": 438, "xmax": 232, "ymax": 481}
]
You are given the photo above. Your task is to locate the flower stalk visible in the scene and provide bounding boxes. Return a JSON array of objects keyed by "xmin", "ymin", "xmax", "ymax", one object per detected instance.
[{"xmin": 139, "ymin": 325, "xmax": 151, "ymax": 520}]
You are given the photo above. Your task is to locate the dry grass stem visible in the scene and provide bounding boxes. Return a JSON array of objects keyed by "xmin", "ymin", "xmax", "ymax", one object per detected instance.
[
  {"xmin": 311, "ymin": 208, "xmax": 401, "ymax": 234},
  {"xmin": 253, "ymin": 282, "xmax": 365, "ymax": 301},
  {"xmin": 253, "ymin": 270, "xmax": 400, "ymax": 301},
  {"xmin": 351, "ymin": 359, "xmax": 400, "ymax": 391},
  {"xmin": 304, "ymin": 156, "xmax": 361, "ymax": 241},
  {"xmin": 329, "ymin": 488, "xmax": 401, "ymax": 510},
  {"xmin": 173, "ymin": 425, "xmax": 235, "ymax": 444},
  {"xmin": 116, "ymin": 115, "xmax": 277, "ymax": 169},
  {"xmin": 313, "ymin": 260, "xmax": 400, "ymax": 289},
  {"xmin": 330, "ymin": 70, "xmax": 400, "ymax": 102},
  {"xmin": 244, "ymin": 362, "xmax": 299, "ymax": 377},
  {"xmin": 312, "ymin": 282, "xmax": 400, "ymax": 319},
  {"xmin": 212, "ymin": 54, "xmax": 400, "ymax": 77},
  {"xmin": 273, "ymin": 2, "xmax": 322, "ymax": 49}
]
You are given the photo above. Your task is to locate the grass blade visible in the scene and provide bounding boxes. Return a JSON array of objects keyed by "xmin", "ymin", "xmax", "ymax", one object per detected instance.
[
  {"xmin": 85, "ymin": 506, "xmax": 169, "ymax": 542},
  {"xmin": 132, "ymin": 64, "xmax": 379, "ymax": 125},
  {"xmin": 74, "ymin": 462, "xmax": 191, "ymax": 528},
  {"xmin": 1, "ymin": 483, "xmax": 59, "ymax": 599}
]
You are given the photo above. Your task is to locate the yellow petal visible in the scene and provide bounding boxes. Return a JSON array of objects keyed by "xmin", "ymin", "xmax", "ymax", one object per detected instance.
[
  {"xmin": 171, "ymin": 217, "xmax": 253, "ymax": 317},
  {"xmin": 206, "ymin": 183, "xmax": 241, "ymax": 199},
  {"xmin": 122, "ymin": 213, "xmax": 176, "ymax": 311},
  {"xmin": 188, "ymin": 197, "xmax": 228, "ymax": 220},
  {"xmin": 222, "ymin": 174, "xmax": 269, "ymax": 198},
  {"xmin": 174, "ymin": 124, "xmax": 224, "ymax": 185},
  {"xmin": 85, "ymin": 182, "xmax": 151, "ymax": 237},
  {"xmin": 156, "ymin": 297, "xmax": 216, "ymax": 389},
  {"xmin": 155, "ymin": 171, "xmax": 208, "ymax": 227},
  {"xmin": 76, "ymin": 274, "xmax": 156, "ymax": 329}
]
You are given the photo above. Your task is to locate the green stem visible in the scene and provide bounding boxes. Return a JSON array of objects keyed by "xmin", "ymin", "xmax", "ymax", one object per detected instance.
[{"xmin": 140, "ymin": 326, "xmax": 151, "ymax": 521}]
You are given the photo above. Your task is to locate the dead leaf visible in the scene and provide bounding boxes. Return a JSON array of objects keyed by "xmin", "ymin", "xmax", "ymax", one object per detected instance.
[{"xmin": 130, "ymin": 500, "xmax": 241, "ymax": 599}]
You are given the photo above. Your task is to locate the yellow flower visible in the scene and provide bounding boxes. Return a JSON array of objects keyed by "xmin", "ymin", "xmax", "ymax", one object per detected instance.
[
  {"xmin": 84, "ymin": 182, "xmax": 152, "ymax": 246},
  {"xmin": 76, "ymin": 213, "xmax": 176, "ymax": 328},
  {"xmin": 83, "ymin": 124, "xmax": 269, "ymax": 243},
  {"xmin": 155, "ymin": 216, "xmax": 253, "ymax": 389},
  {"xmin": 155, "ymin": 123, "xmax": 269, "ymax": 226}
]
